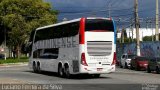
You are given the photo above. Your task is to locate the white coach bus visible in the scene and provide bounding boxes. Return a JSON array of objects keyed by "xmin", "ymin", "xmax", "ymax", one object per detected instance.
[{"xmin": 28, "ymin": 17, "xmax": 117, "ymax": 78}]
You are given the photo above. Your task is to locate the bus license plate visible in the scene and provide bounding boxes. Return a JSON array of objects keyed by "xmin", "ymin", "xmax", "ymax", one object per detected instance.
[{"xmin": 97, "ymin": 68, "xmax": 102, "ymax": 71}]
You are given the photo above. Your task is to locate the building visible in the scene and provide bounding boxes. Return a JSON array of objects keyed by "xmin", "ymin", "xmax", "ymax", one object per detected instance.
[
  {"xmin": 117, "ymin": 28, "xmax": 160, "ymax": 41},
  {"xmin": 0, "ymin": 43, "xmax": 9, "ymax": 58}
]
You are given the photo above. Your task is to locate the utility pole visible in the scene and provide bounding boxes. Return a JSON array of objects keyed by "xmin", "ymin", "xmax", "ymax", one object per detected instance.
[
  {"xmin": 129, "ymin": 31, "xmax": 131, "ymax": 43},
  {"xmin": 130, "ymin": 25, "xmax": 132, "ymax": 42},
  {"xmin": 156, "ymin": 0, "xmax": 159, "ymax": 41},
  {"xmin": 130, "ymin": 18, "xmax": 134, "ymax": 42},
  {"xmin": 142, "ymin": 31, "xmax": 143, "ymax": 41},
  {"xmin": 146, "ymin": 17, "xmax": 149, "ymax": 40},
  {"xmin": 134, "ymin": 0, "xmax": 140, "ymax": 56},
  {"xmin": 117, "ymin": 27, "xmax": 120, "ymax": 43},
  {"xmin": 146, "ymin": 17, "xmax": 149, "ymax": 30},
  {"xmin": 149, "ymin": 18, "xmax": 154, "ymax": 41},
  {"xmin": 121, "ymin": 28, "xmax": 124, "ymax": 43}
]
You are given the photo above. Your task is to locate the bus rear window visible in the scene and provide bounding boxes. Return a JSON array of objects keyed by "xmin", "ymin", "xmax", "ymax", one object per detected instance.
[{"xmin": 85, "ymin": 19, "xmax": 114, "ymax": 32}]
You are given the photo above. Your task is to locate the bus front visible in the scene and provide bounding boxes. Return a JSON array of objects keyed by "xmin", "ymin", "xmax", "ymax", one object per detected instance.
[{"xmin": 79, "ymin": 17, "xmax": 116, "ymax": 75}]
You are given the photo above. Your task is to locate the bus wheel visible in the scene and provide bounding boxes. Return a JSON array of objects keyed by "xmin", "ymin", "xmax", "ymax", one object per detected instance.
[
  {"xmin": 93, "ymin": 74, "xmax": 100, "ymax": 78},
  {"xmin": 37, "ymin": 62, "xmax": 41, "ymax": 73},
  {"xmin": 58, "ymin": 65, "xmax": 64, "ymax": 77},
  {"xmin": 33, "ymin": 62, "xmax": 37, "ymax": 73},
  {"xmin": 156, "ymin": 66, "xmax": 160, "ymax": 74},
  {"xmin": 64, "ymin": 65, "xmax": 71, "ymax": 78}
]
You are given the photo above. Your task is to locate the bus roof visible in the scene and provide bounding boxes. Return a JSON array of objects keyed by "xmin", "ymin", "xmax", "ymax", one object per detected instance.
[
  {"xmin": 36, "ymin": 18, "xmax": 81, "ymax": 31},
  {"xmin": 36, "ymin": 17, "xmax": 111, "ymax": 31}
]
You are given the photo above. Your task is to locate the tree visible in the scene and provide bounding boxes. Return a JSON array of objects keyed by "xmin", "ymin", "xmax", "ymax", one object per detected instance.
[
  {"xmin": 143, "ymin": 36, "xmax": 153, "ymax": 41},
  {"xmin": 0, "ymin": 0, "xmax": 57, "ymax": 59}
]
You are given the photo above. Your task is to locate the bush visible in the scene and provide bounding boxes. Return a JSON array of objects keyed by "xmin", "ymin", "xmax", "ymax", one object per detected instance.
[{"xmin": 0, "ymin": 57, "xmax": 28, "ymax": 64}]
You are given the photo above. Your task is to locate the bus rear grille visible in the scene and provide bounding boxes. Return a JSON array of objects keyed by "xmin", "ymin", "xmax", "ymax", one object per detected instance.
[{"xmin": 87, "ymin": 41, "xmax": 112, "ymax": 56}]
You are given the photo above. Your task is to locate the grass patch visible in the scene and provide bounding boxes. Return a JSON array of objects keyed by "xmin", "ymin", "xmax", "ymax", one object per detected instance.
[{"xmin": 0, "ymin": 57, "xmax": 29, "ymax": 64}]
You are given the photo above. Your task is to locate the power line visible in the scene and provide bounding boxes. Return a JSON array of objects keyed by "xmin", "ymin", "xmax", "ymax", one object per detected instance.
[
  {"xmin": 110, "ymin": 0, "xmax": 121, "ymax": 7},
  {"xmin": 106, "ymin": 0, "xmax": 112, "ymax": 6},
  {"xmin": 111, "ymin": 0, "xmax": 131, "ymax": 7},
  {"xmin": 59, "ymin": 7, "xmax": 133, "ymax": 13}
]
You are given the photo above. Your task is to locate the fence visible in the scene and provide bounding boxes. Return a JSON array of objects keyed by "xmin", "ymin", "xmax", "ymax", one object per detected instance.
[{"xmin": 117, "ymin": 41, "xmax": 160, "ymax": 59}]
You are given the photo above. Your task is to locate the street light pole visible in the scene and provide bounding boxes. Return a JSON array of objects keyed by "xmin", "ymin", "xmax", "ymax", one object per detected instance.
[
  {"xmin": 156, "ymin": 0, "xmax": 159, "ymax": 41},
  {"xmin": 4, "ymin": 26, "xmax": 6, "ymax": 60}
]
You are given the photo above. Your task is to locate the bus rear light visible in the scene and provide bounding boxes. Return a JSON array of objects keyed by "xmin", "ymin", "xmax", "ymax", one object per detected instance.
[
  {"xmin": 81, "ymin": 53, "xmax": 88, "ymax": 66},
  {"xmin": 111, "ymin": 52, "xmax": 116, "ymax": 65}
]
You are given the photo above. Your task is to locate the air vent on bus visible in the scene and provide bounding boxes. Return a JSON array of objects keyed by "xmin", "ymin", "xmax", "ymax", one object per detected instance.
[{"xmin": 87, "ymin": 41, "xmax": 112, "ymax": 56}]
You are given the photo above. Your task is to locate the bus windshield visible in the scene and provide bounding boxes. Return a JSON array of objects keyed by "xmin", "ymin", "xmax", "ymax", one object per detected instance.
[{"xmin": 85, "ymin": 19, "xmax": 114, "ymax": 32}]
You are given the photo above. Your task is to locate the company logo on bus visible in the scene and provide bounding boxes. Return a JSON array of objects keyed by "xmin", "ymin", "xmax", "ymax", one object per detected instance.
[{"xmin": 90, "ymin": 57, "xmax": 108, "ymax": 60}]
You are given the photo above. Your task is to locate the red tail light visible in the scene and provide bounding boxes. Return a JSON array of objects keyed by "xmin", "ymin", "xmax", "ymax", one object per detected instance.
[
  {"xmin": 81, "ymin": 53, "xmax": 88, "ymax": 66},
  {"xmin": 112, "ymin": 52, "xmax": 116, "ymax": 65}
]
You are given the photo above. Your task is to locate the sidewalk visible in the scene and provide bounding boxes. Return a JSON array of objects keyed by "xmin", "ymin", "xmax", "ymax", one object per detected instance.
[{"xmin": 0, "ymin": 62, "xmax": 28, "ymax": 67}]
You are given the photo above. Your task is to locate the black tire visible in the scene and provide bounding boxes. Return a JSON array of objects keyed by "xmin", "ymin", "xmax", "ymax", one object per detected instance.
[
  {"xmin": 120, "ymin": 64, "xmax": 123, "ymax": 68},
  {"xmin": 119, "ymin": 62, "xmax": 123, "ymax": 68},
  {"xmin": 64, "ymin": 65, "xmax": 71, "ymax": 79},
  {"xmin": 58, "ymin": 65, "xmax": 64, "ymax": 77},
  {"xmin": 33, "ymin": 62, "xmax": 37, "ymax": 73},
  {"xmin": 156, "ymin": 66, "xmax": 160, "ymax": 74},
  {"xmin": 147, "ymin": 65, "xmax": 151, "ymax": 73},
  {"xmin": 135, "ymin": 65, "xmax": 139, "ymax": 71},
  {"xmin": 124, "ymin": 63, "xmax": 128, "ymax": 69},
  {"xmin": 130, "ymin": 64, "xmax": 134, "ymax": 70},
  {"xmin": 93, "ymin": 74, "xmax": 100, "ymax": 78},
  {"xmin": 37, "ymin": 63, "xmax": 41, "ymax": 73}
]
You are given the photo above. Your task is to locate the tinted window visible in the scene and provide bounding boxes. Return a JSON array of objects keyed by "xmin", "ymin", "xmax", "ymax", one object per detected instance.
[
  {"xmin": 85, "ymin": 19, "xmax": 114, "ymax": 31},
  {"xmin": 128, "ymin": 55, "xmax": 136, "ymax": 59},
  {"xmin": 137, "ymin": 57, "xmax": 147, "ymax": 61},
  {"xmin": 122, "ymin": 55, "xmax": 125, "ymax": 58},
  {"xmin": 33, "ymin": 48, "xmax": 59, "ymax": 59},
  {"xmin": 34, "ymin": 22, "xmax": 79, "ymax": 43}
]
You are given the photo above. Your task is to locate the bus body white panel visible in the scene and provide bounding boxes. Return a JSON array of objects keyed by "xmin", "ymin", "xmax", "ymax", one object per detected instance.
[{"xmin": 79, "ymin": 32, "xmax": 115, "ymax": 74}]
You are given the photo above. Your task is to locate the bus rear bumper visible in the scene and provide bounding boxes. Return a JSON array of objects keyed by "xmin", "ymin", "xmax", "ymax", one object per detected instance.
[{"xmin": 78, "ymin": 65, "xmax": 116, "ymax": 74}]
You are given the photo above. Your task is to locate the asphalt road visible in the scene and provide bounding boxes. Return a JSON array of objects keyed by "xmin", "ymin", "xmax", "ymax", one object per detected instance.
[{"xmin": 0, "ymin": 65, "xmax": 160, "ymax": 90}]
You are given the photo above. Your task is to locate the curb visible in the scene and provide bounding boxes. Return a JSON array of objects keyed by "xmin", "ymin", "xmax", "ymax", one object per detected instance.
[{"xmin": 0, "ymin": 62, "xmax": 28, "ymax": 67}]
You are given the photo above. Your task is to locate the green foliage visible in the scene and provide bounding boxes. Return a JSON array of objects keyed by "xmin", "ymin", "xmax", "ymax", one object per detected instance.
[
  {"xmin": 0, "ymin": 57, "xmax": 28, "ymax": 64},
  {"xmin": 117, "ymin": 37, "xmax": 137, "ymax": 44},
  {"xmin": 143, "ymin": 36, "xmax": 154, "ymax": 41},
  {"xmin": 142, "ymin": 34, "xmax": 160, "ymax": 41},
  {"xmin": 0, "ymin": 0, "xmax": 57, "ymax": 57}
]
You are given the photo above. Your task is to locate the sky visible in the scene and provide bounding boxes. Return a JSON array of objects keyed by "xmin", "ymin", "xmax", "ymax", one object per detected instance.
[{"xmin": 45, "ymin": 0, "xmax": 159, "ymax": 28}]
